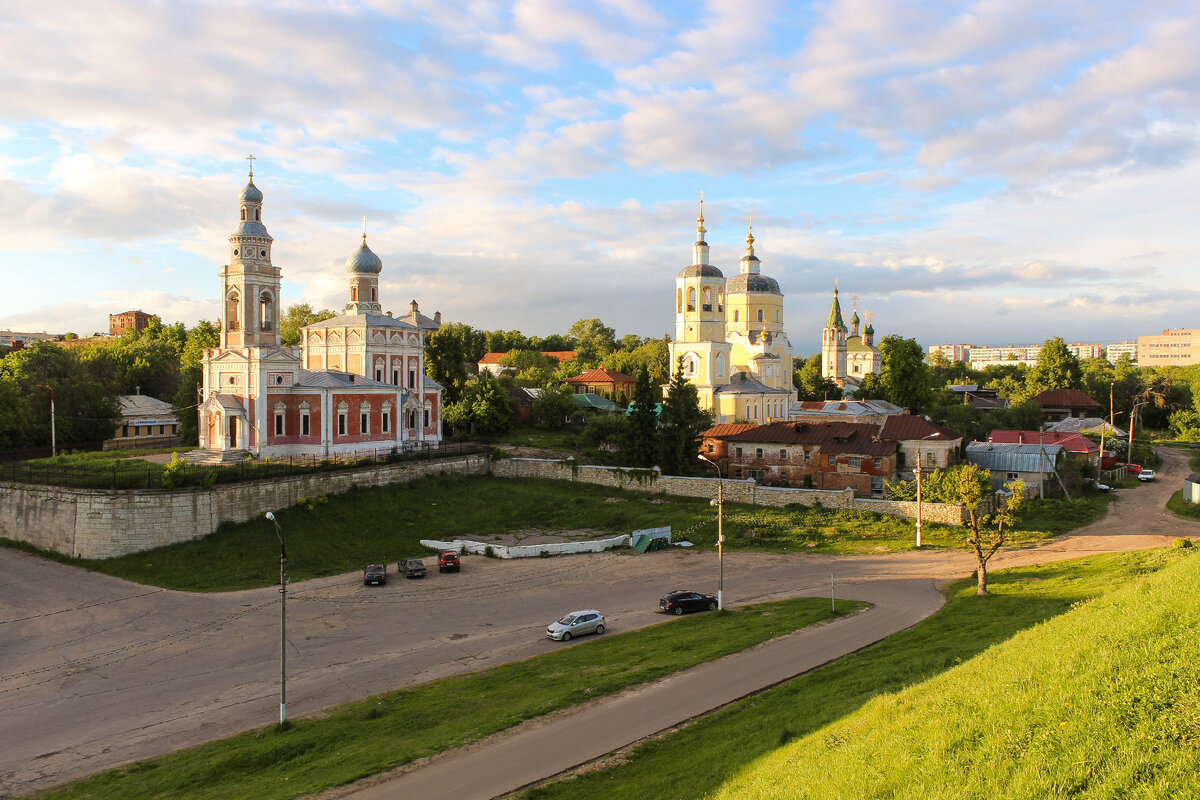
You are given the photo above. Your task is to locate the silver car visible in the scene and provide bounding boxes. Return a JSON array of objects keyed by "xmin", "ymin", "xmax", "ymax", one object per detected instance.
[{"xmin": 546, "ymin": 610, "xmax": 606, "ymax": 641}]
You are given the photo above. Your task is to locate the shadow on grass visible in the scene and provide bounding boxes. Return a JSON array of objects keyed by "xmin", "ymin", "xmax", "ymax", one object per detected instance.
[{"xmin": 523, "ymin": 550, "xmax": 1182, "ymax": 800}]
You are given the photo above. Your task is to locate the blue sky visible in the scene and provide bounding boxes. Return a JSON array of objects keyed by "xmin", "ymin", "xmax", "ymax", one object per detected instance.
[{"xmin": 1, "ymin": 0, "xmax": 1198, "ymax": 355}]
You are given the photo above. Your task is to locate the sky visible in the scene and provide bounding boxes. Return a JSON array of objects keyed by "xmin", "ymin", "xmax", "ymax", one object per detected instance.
[{"xmin": 1, "ymin": 0, "xmax": 1198, "ymax": 356}]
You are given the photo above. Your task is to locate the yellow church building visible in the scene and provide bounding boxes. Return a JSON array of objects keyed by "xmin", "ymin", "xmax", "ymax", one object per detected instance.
[{"xmin": 668, "ymin": 202, "xmax": 796, "ymax": 424}]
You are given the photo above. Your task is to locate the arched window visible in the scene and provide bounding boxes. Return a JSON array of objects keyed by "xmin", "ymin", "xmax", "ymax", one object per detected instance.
[
  {"xmin": 776, "ymin": 310, "xmax": 781, "ymax": 322},
  {"xmin": 703, "ymin": 288, "xmax": 712, "ymax": 311},
  {"xmin": 255, "ymin": 208, "xmax": 260, "ymax": 221},
  {"xmin": 351, "ymin": 285, "xmax": 358, "ymax": 301},
  {"xmin": 715, "ymin": 352, "xmax": 726, "ymax": 378},
  {"xmin": 718, "ymin": 289, "xmax": 724, "ymax": 312},
  {"xmin": 687, "ymin": 288, "xmax": 696, "ymax": 312},
  {"xmin": 757, "ymin": 308, "xmax": 764, "ymax": 323},
  {"xmin": 240, "ymin": 208, "xmax": 246, "ymax": 221},
  {"xmin": 226, "ymin": 291, "xmax": 240, "ymax": 331},
  {"xmin": 371, "ymin": 287, "xmax": 377, "ymax": 301},
  {"xmin": 259, "ymin": 292, "xmax": 273, "ymax": 331},
  {"xmin": 685, "ymin": 353, "xmax": 698, "ymax": 376},
  {"xmin": 733, "ymin": 310, "xmax": 740, "ymax": 322}
]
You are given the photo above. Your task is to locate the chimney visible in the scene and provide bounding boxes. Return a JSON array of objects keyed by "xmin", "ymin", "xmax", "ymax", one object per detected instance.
[{"xmin": 434, "ymin": 311, "xmax": 442, "ymax": 325}]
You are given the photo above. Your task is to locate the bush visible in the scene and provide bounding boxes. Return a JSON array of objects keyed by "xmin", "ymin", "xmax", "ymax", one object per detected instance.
[{"xmin": 1172, "ymin": 537, "xmax": 1194, "ymax": 549}]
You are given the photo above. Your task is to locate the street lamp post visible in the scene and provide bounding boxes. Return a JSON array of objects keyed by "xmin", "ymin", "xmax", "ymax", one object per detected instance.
[
  {"xmin": 914, "ymin": 433, "xmax": 943, "ymax": 548},
  {"xmin": 35, "ymin": 385, "xmax": 56, "ymax": 457},
  {"xmin": 265, "ymin": 511, "xmax": 287, "ymax": 725},
  {"xmin": 698, "ymin": 453, "xmax": 725, "ymax": 610},
  {"xmin": 1129, "ymin": 401, "xmax": 1148, "ymax": 466}
]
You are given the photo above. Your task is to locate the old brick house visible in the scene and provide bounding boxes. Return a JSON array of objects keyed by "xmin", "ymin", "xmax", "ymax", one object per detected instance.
[{"xmin": 700, "ymin": 420, "xmax": 896, "ymax": 496}]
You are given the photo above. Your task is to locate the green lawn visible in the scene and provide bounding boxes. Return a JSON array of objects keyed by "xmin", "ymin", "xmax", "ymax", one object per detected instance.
[
  {"xmin": 4, "ymin": 474, "xmax": 1116, "ymax": 591},
  {"xmin": 1167, "ymin": 489, "xmax": 1200, "ymax": 522},
  {"xmin": 708, "ymin": 549, "xmax": 1200, "ymax": 800},
  {"xmin": 522, "ymin": 548, "xmax": 1193, "ymax": 800},
  {"xmin": 28, "ymin": 597, "xmax": 861, "ymax": 800}
]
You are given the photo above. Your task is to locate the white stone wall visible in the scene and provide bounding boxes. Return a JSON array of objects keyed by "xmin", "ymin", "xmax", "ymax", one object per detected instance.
[
  {"xmin": 0, "ymin": 454, "xmax": 488, "ymax": 560},
  {"xmin": 420, "ymin": 535, "xmax": 630, "ymax": 559}
]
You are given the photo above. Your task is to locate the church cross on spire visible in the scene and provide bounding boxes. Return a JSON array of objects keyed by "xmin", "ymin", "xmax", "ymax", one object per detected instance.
[
  {"xmin": 360, "ymin": 214, "xmax": 368, "ymax": 243},
  {"xmin": 246, "ymin": 154, "xmax": 255, "ymax": 178}
]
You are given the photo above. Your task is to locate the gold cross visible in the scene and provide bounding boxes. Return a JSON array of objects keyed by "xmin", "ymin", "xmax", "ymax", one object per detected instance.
[
  {"xmin": 360, "ymin": 214, "xmax": 368, "ymax": 240},
  {"xmin": 246, "ymin": 154, "xmax": 255, "ymax": 176}
]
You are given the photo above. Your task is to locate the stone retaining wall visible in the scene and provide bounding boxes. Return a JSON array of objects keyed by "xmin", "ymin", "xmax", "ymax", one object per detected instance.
[
  {"xmin": 490, "ymin": 457, "xmax": 965, "ymax": 524},
  {"xmin": 0, "ymin": 453, "xmax": 489, "ymax": 559}
]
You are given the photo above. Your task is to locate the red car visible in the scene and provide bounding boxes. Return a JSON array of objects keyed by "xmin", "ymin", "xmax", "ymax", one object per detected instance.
[
  {"xmin": 438, "ymin": 551, "xmax": 461, "ymax": 573},
  {"xmin": 1126, "ymin": 463, "xmax": 1142, "ymax": 474}
]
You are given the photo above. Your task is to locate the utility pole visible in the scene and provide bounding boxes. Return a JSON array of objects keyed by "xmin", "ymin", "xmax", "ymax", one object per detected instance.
[
  {"xmin": 698, "ymin": 454, "xmax": 726, "ymax": 610},
  {"xmin": 35, "ymin": 385, "xmax": 56, "ymax": 457},
  {"xmin": 265, "ymin": 511, "xmax": 287, "ymax": 725}
]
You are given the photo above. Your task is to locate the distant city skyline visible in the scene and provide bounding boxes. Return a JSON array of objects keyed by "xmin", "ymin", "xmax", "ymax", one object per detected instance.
[{"xmin": 2, "ymin": 2, "xmax": 1198, "ymax": 354}]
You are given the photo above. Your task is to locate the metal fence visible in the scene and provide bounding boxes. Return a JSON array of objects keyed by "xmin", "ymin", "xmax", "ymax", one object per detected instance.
[{"xmin": 0, "ymin": 442, "xmax": 492, "ymax": 491}]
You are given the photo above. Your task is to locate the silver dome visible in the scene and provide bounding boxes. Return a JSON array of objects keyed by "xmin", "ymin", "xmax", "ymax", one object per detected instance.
[
  {"xmin": 239, "ymin": 181, "xmax": 263, "ymax": 203},
  {"xmin": 345, "ymin": 240, "xmax": 383, "ymax": 274}
]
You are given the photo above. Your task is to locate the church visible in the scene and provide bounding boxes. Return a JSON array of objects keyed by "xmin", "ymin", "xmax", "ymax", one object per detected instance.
[
  {"xmin": 197, "ymin": 163, "xmax": 443, "ymax": 459},
  {"xmin": 821, "ymin": 283, "xmax": 882, "ymax": 395},
  {"xmin": 668, "ymin": 201, "xmax": 796, "ymax": 424}
]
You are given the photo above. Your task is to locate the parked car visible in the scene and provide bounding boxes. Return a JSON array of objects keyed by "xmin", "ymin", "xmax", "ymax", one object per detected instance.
[
  {"xmin": 438, "ymin": 551, "xmax": 461, "ymax": 573},
  {"xmin": 546, "ymin": 610, "xmax": 606, "ymax": 641},
  {"xmin": 659, "ymin": 590, "xmax": 719, "ymax": 615},
  {"xmin": 1137, "ymin": 469, "xmax": 1157, "ymax": 482},
  {"xmin": 1084, "ymin": 479, "xmax": 1111, "ymax": 493},
  {"xmin": 1125, "ymin": 463, "xmax": 1143, "ymax": 474},
  {"xmin": 363, "ymin": 563, "xmax": 387, "ymax": 585},
  {"xmin": 400, "ymin": 558, "xmax": 426, "ymax": 578}
]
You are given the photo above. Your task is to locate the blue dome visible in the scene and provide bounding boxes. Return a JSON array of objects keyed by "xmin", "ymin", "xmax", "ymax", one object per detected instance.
[
  {"xmin": 346, "ymin": 240, "xmax": 383, "ymax": 274},
  {"xmin": 239, "ymin": 181, "xmax": 263, "ymax": 203}
]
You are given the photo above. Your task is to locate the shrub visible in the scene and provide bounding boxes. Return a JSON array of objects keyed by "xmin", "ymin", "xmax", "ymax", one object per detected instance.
[
  {"xmin": 160, "ymin": 453, "xmax": 188, "ymax": 489},
  {"xmin": 1172, "ymin": 537, "xmax": 1194, "ymax": 549}
]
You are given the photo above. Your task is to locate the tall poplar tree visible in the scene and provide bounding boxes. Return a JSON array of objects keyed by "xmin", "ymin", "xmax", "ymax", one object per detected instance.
[{"xmin": 624, "ymin": 366, "xmax": 660, "ymax": 467}]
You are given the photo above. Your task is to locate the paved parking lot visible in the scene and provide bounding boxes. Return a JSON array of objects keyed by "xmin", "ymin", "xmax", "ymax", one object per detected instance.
[{"xmin": 0, "ymin": 449, "xmax": 1191, "ymax": 797}]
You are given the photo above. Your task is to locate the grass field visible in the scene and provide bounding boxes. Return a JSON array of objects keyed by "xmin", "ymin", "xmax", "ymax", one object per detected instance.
[
  {"xmin": 27, "ymin": 597, "xmax": 862, "ymax": 800},
  {"xmin": 522, "ymin": 549, "xmax": 1191, "ymax": 800},
  {"xmin": 3, "ymin": 473, "xmax": 1116, "ymax": 591},
  {"xmin": 1167, "ymin": 489, "xmax": 1200, "ymax": 521},
  {"xmin": 707, "ymin": 549, "xmax": 1200, "ymax": 800}
]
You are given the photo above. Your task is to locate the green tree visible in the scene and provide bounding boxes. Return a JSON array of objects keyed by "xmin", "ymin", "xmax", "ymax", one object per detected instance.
[
  {"xmin": 425, "ymin": 323, "xmax": 476, "ymax": 404},
  {"xmin": 944, "ymin": 463, "xmax": 1024, "ymax": 595},
  {"xmin": 657, "ymin": 357, "xmax": 712, "ymax": 476},
  {"xmin": 603, "ymin": 338, "xmax": 670, "ymax": 385},
  {"xmin": 793, "ymin": 353, "xmax": 842, "ymax": 401},
  {"xmin": 531, "ymin": 385, "xmax": 577, "ymax": 428},
  {"xmin": 529, "ymin": 333, "xmax": 575, "ymax": 353},
  {"xmin": 443, "ymin": 372, "xmax": 514, "ymax": 435},
  {"xmin": 1026, "ymin": 337, "xmax": 1083, "ymax": 396},
  {"xmin": 877, "ymin": 335, "xmax": 932, "ymax": 412},
  {"xmin": 568, "ymin": 318, "xmax": 616, "ymax": 368},
  {"xmin": 172, "ymin": 321, "xmax": 220, "ymax": 446},
  {"xmin": 624, "ymin": 366, "xmax": 661, "ymax": 467},
  {"xmin": 279, "ymin": 303, "xmax": 336, "ymax": 347},
  {"xmin": 583, "ymin": 413, "xmax": 628, "ymax": 450}
]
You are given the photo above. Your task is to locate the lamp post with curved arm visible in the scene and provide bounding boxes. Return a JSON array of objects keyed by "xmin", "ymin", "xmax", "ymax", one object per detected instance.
[
  {"xmin": 265, "ymin": 511, "xmax": 287, "ymax": 725},
  {"xmin": 698, "ymin": 453, "xmax": 725, "ymax": 610}
]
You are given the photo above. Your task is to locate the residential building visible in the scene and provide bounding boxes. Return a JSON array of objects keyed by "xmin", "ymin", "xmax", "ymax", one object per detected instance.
[
  {"xmin": 477, "ymin": 351, "xmax": 575, "ymax": 376},
  {"xmin": 1032, "ymin": 389, "xmax": 1102, "ymax": 422},
  {"xmin": 789, "ymin": 399, "xmax": 904, "ymax": 426},
  {"xmin": 106, "ymin": 394, "xmax": 181, "ymax": 450},
  {"xmin": 668, "ymin": 200, "xmax": 795, "ymax": 424},
  {"xmin": 700, "ymin": 420, "xmax": 895, "ymax": 496},
  {"xmin": 965, "ymin": 441, "xmax": 1065, "ymax": 497},
  {"xmin": 1137, "ymin": 329, "xmax": 1200, "ymax": 367},
  {"xmin": 929, "ymin": 341, "xmax": 1126, "ymax": 368},
  {"xmin": 944, "ymin": 384, "xmax": 1009, "ymax": 411},
  {"xmin": 988, "ymin": 430, "xmax": 1100, "ymax": 468},
  {"xmin": 927, "ymin": 343, "xmax": 975, "ymax": 363},
  {"xmin": 565, "ymin": 367, "xmax": 636, "ymax": 400},
  {"xmin": 1105, "ymin": 341, "xmax": 1137, "ymax": 363},
  {"xmin": 878, "ymin": 415, "xmax": 962, "ymax": 476},
  {"xmin": 198, "ymin": 165, "xmax": 442, "ymax": 459},
  {"xmin": 109, "ymin": 310, "xmax": 153, "ymax": 337}
]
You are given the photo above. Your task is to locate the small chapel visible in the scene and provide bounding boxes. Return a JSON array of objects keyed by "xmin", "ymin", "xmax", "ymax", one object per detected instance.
[
  {"xmin": 668, "ymin": 200, "xmax": 796, "ymax": 424},
  {"xmin": 197, "ymin": 162, "xmax": 443, "ymax": 459},
  {"xmin": 821, "ymin": 283, "xmax": 882, "ymax": 395}
]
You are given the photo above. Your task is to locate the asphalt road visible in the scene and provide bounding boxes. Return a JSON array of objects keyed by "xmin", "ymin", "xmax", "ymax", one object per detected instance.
[{"xmin": 1, "ymin": 449, "xmax": 1194, "ymax": 798}]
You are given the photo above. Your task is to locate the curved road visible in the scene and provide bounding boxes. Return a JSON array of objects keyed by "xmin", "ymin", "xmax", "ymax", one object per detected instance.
[{"xmin": 0, "ymin": 450, "xmax": 1195, "ymax": 798}]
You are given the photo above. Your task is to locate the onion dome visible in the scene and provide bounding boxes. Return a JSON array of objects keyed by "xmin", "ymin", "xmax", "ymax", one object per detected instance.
[
  {"xmin": 864, "ymin": 322, "xmax": 875, "ymax": 335},
  {"xmin": 678, "ymin": 263, "xmax": 724, "ymax": 279},
  {"xmin": 726, "ymin": 272, "xmax": 781, "ymax": 294},
  {"xmin": 851, "ymin": 310, "xmax": 860, "ymax": 326},
  {"xmin": 239, "ymin": 180, "xmax": 263, "ymax": 204},
  {"xmin": 345, "ymin": 236, "xmax": 383, "ymax": 274}
]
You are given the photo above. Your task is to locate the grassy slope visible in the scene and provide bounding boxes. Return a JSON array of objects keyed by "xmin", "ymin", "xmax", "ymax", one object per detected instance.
[
  {"xmin": 4, "ymin": 473, "xmax": 1113, "ymax": 591},
  {"xmin": 28, "ymin": 598, "xmax": 860, "ymax": 800},
  {"xmin": 712, "ymin": 550, "xmax": 1200, "ymax": 800},
  {"xmin": 524, "ymin": 549, "xmax": 1188, "ymax": 800}
]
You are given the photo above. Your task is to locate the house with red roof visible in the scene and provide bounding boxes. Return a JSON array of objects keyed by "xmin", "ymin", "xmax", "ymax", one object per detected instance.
[
  {"xmin": 878, "ymin": 415, "xmax": 963, "ymax": 476},
  {"xmin": 565, "ymin": 367, "xmax": 636, "ymax": 401},
  {"xmin": 477, "ymin": 350, "xmax": 576, "ymax": 376},
  {"xmin": 700, "ymin": 420, "xmax": 896, "ymax": 495}
]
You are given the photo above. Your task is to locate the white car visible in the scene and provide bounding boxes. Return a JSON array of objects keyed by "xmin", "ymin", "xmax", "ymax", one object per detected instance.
[
  {"xmin": 546, "ymin": 610, "xmax": 606, "ymax": 641},
  {"xmin": 1137, "ymin": 469, "xmax": 1157, "ymax": 482}
]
